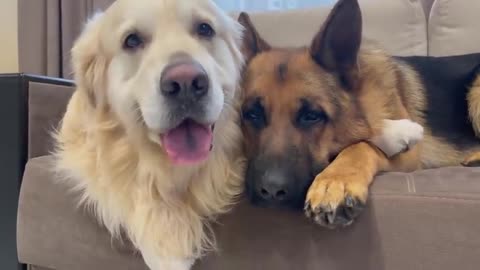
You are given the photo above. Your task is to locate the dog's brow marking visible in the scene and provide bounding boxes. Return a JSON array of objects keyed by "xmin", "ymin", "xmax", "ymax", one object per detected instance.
[{"xmin": 277, "ymin": 62, "xmax": 288, "ymax": 82}]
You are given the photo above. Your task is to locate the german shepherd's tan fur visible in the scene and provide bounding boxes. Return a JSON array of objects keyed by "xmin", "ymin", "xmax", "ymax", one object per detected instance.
[{"xmin": 239, "ymin": 0, "xmax": 480, "ymax": 228}]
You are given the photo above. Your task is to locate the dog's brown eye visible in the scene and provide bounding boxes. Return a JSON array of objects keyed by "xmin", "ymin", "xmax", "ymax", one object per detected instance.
[
  {"xmin": 123, "ymin": 33, "xmax": 144, "ymax": 50},
  {"xmin": 242, "ymin": 101, "xmax": 266, "ymax": 129},
  {"xmin": 296, "ymin": 108, "xmax": 327, "ymax": 129},
  {"xmin": 197, "ymin": 23, "xmax": 215, "ymax": 38}
]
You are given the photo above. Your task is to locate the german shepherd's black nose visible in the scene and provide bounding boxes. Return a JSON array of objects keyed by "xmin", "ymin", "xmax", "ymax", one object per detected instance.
[
  {"xmin": 247, "ymin": 160, "xmax": 309, "ymax": 209},
  {"xmin": 161, "ymin": 61, "xmax": 209, "ymax": 99},
  {"xmin": 258, "ymin": 170, "xmax": 289, "ymax": 202}
]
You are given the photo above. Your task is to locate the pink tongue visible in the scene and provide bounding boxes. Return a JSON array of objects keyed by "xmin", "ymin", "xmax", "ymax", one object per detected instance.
[{"xmin": 161, "ymin": 120, "xmax": 212, "ymax": 165}]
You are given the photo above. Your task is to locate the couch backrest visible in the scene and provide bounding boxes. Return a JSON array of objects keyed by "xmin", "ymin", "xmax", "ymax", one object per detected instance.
[
  {"xmin": 18, "ymin": 0, "xmax": 480, "ymax": 80},
  {"xmin": 233, "ymin": 0, "xmax": 480, "ymax": 57},
  {"xmin": 427, "ymin": 0, "xmax": 480, "ymax": 56},
  {"xmin": 234, "ymin": 0, "xmax": 429, "ymax": 56}
]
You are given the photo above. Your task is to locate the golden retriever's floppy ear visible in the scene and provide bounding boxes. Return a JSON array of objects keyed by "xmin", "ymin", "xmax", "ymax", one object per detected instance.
[
  {"xmin": 71, "ymin": 12, "xmax": 109, "ymax": 108},
  {"xmin": 222, "ymin": 13, "xmax": 246, "ymax": 74},
  {"xmin": 238, "ymin": 12, "xmax": 271, "ymax": 61},
  {"xmin": 310, "ymin": 0, "xmax": 362, "ymax": 90}
]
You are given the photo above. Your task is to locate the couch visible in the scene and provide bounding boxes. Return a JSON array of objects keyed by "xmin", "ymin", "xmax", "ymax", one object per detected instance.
[{"xmin": 13, "ymin": 0, "xmax": 480, "ymax": 269}]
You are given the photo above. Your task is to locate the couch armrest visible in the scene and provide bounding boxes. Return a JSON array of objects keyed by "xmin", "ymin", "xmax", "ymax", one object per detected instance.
[
  {"xmin": 0, "ymin": 73, "xmax": 73, "ymax": 270},
  {"xmin": 26, "ymin": 75, "xmax": 74, "ymax": 158}
]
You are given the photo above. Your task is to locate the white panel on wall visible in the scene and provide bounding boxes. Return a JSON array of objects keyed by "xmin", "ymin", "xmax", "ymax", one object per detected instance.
[{"xmin": 214, "ymin": 0, "xmax": 336, "ymax": 11}]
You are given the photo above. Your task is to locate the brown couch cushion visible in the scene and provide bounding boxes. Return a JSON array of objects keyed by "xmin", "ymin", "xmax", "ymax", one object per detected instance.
[
  {"xmin": 232, "ymin": 0, "xmax": 427, "ymax": 56},
  {"xmin": 18, "ymin": 156, "xmax": 480, "ymax": 270}
]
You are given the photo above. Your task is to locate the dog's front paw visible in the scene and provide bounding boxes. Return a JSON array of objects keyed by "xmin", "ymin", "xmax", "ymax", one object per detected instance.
[
  {"xmin": 462, "ymin": 152, "xmax": 480, "ymax": 167},
  {"xmin": 304, "ymin": 171, "xmax": 367, "ymax": 229},
  {"xmin": 370, "ymin": 119, "xmax": 424, "ymax": 158}
]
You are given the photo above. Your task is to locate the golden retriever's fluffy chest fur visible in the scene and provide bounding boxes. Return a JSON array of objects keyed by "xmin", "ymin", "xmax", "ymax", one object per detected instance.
[{"xmin": 55, "ymin": 91, "xmax": 245, "ymax": 259}]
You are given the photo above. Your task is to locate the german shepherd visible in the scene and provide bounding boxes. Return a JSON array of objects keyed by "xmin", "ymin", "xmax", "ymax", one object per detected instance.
[{"xmin": 238, "ymin": 0, "xmax": 480, "ymax": 229}]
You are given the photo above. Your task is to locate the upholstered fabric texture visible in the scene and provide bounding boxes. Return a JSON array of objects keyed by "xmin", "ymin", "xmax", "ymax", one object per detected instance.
[
  {"xmin": 18, "ymin": 156, "xmax": 480, "ymax": 270},
  {"xmin": 28, "ymin": 82, "xmax": 74, "ymax": 159}
]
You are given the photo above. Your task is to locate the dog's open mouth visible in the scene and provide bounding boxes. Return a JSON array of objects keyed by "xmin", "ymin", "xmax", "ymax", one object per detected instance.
[{"xmin": 161, "ymin": 119, "xmax": 214, "ymax": 165}]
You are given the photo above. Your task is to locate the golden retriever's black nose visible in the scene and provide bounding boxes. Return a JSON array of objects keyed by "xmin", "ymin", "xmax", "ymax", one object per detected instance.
[{"xmin": 161, "ymin": 62, "xmax": 209, "ymax": 98}]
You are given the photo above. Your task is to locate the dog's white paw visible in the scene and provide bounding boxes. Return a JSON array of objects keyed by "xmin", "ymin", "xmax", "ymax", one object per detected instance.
[{"xmin": 370, "ymin": 119, "xmax": 424, "ymax": 158}]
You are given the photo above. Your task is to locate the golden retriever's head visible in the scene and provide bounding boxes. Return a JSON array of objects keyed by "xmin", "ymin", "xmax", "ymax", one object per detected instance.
[
  {"xmin": 72, "ymin": 0, "xmax": 243, "ymax": 165},
  {"xmin": 238, "ymin": 0, "xmax": 370, "ymax": 208}
]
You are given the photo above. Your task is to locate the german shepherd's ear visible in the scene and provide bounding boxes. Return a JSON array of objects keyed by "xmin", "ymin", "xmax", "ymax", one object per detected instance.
[
  {"xmin": 310, "ymin": 0, "xmax": 362, "ymax": 90},
  {"xmin": 238, "ymin": 12, "xmax": 271, "ymax": 61}
]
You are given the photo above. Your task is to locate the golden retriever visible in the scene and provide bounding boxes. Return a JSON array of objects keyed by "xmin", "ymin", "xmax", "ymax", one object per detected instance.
[
  {"xmin": 54, "ymin": 0, "xmax": 245, "ymax": 269},
  {"xmin": 53, "ymin": 0, "xmax": 423, "ymax": 268}
]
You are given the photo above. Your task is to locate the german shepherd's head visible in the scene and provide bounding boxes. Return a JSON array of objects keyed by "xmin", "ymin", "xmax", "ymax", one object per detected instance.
[{"xmin": 239, "ymin": 0, "xmax": 375, "ymax": 209}]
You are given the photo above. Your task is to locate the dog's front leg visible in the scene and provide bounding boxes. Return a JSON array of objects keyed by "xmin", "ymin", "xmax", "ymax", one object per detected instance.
[
  {"xmin": 304, "ymin": 119, "xmax": 423, "ymax": 228},
  {"xmin": 304, "ymin": 142, "xmax": 391, "ymax": 228},
  {"xmin": 140, "ymin": 247, "xmax": 194, "ymax": 270},
  {"xmin": 369, "ymin": 119, "xmax": 424, "ymax": 158}
]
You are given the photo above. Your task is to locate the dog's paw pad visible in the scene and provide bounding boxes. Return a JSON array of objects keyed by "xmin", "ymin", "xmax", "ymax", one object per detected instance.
[
  {"xmin": 305, "ymin": 195, "xmax": 365, "ymax": 229},
  {"xmin": 304, "ymin": 176, "xmax": 367, "ymax": 229}
]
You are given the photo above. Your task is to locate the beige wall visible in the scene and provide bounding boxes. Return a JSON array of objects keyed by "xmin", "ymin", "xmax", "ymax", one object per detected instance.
[{"xmin": 0, "ymin": 0, "xmax": 18, "ymax": 73}]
